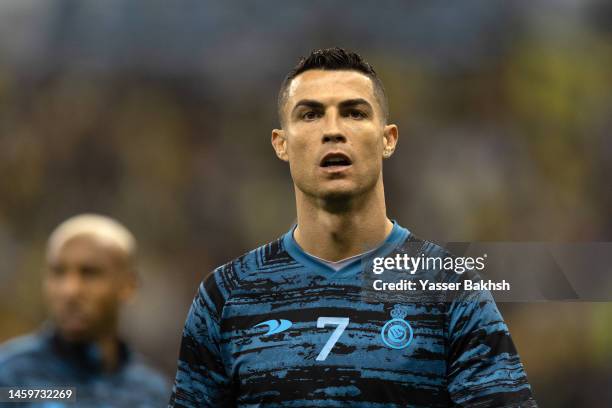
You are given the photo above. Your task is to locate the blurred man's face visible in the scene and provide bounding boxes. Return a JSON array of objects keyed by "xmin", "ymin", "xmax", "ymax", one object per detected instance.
[
  {"xmin": 273, "ymin": 69, "xmax": 397, "ymax": 200},
  {"xmin": 45, "ymin": 235, "xmax": 135, "ymax": 342}
]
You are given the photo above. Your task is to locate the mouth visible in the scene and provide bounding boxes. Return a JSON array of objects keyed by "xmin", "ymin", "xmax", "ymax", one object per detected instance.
[{"xmin": 320, "ymin": 152, "xmax": 353, "ymax": 169}]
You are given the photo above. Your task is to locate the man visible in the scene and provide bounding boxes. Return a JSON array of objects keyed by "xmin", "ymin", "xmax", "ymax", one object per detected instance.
[
  {"xmin": 169, "ymin": 48, "xmax": 536, "ymax": 407},
  {"xmin": 0, "ymin": 214, "xmax": 169, "ymax": 407}
]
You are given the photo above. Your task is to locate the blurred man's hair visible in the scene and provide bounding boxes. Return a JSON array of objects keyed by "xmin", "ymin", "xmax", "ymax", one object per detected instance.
[
  {"xmin": 47, "ymin": 213, "xmax": 137, "ymax": 266},
  {"xmin": 277, "ymin": 47, "xmax": 389, "ymax": 126}
]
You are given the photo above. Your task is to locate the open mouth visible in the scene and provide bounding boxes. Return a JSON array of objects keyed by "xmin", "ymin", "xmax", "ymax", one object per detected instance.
[{"xmin": 320, "ymin": 152, "xmax": 352, "ymax": 168}]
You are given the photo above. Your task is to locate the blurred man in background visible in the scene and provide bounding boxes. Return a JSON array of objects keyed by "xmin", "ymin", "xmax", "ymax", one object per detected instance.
[
  {"xmin": 169, "ymin": 48, "xmax": 536, "ymax": 407},
  {"xmin": 0, "ymin": 214, "xmax": 169, "ymax": 407}
]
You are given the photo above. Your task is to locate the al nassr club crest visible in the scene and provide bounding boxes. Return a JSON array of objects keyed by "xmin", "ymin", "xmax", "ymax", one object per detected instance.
[{"xmin": 381, "ymin": 304, "xmax": 413, "ymax": 349}]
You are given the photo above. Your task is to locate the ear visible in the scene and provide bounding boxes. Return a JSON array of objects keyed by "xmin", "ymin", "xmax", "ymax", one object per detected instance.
[
  {"xmin": 271, "ymin": 129, "xmax": 289, "ymax": 162},
  {"xmin": 382, "ymin": 124, "xmax": 399, "ymax": 159}
]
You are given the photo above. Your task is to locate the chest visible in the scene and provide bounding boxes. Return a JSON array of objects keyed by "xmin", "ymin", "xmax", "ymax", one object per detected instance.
[{"xmin": 220, "ymin": 284, "xmax": 449, "ymax": 404}]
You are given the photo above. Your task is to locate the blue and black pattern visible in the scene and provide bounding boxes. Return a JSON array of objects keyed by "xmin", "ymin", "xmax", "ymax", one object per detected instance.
[
  {"xmin": 0, "ymin": 328, "xmax": 170, "ymax": 407},
  {"xmin": 169, "ymin": 222, "xmax": 536, "ymax": 407}
]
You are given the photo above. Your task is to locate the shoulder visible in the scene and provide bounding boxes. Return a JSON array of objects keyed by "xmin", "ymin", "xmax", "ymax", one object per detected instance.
[
  {"xmin": 0, "ymin": 332, "xmax": 47, "ymax": 367},
  {"xmin": 392, "ymin": 229, "xmax": 496, "ymax": 312},
  {"xmin": 0, "ymin": 332, "xmax": 52, "ymax": 384},
  {"xmin": 201, "ymin": 235, "xmax": 299, "ymax": 303},
  {"xmin": 397, "ymin": 229, "xmax": 452, "ymax": 258},
  {"xmin": 214, "ymin": 235, "xmax": 298, "ymax": 281},
  {"xmin": 124, "ymin": 354, "xmax": 170, "ymax": 394},
  {"xmin": 398, "ymin": 229, "xmax": 487, "ymax": 282},
  {"xmin": 395, "ymin": 230, "xmax": 454, "ymax": 280}
]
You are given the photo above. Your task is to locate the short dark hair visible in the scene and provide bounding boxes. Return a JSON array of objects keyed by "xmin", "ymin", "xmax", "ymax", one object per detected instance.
[{"xmin": 277, "ymin": 47, "xmax": 389, "ymax": 126}]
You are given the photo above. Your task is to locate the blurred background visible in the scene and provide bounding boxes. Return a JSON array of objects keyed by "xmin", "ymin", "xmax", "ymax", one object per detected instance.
[{"xmin": 0, "ymin": 0, "xmax": 611, "ymax": 406}]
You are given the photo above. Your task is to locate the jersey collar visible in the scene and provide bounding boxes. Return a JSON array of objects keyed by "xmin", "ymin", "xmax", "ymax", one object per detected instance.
[{"xmin": 282, "ymin": 220, "xmax": 410, "ymax": 278}]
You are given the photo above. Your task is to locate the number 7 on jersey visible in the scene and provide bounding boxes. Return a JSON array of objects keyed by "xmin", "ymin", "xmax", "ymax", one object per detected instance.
[{"xmin": 316, "ymin": 317, "xmax": 349, "ymax": 361}]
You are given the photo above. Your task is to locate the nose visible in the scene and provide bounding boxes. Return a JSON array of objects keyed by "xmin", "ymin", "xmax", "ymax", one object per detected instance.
[
  {"xmin": 59, "ymin": 272, "xmax": 84, "ymax": 299},
  {"xmin": 322, "ymin": 133, "xmax": 346, "ymax": 143},
  {"xmin": 321, "ymin": 112, "xmax": 346, "ymax": 144}
]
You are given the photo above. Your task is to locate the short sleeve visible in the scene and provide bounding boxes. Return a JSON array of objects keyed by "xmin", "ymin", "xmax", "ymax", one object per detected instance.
[
  {"xmin": 446, "ymin": 287, "xmax": 537, "ymax": 407},
  {"xmin": 168, "ymin": 274, "xmax": 232, "ymax": 408}
]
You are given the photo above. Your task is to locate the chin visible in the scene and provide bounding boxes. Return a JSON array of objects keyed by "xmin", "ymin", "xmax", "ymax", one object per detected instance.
[
  {"xmin": 317, "ymin": 185, "xmax": 365, "ymax": 210},
  {"xmin": 59, "ymin": 330, "xmax": 89, "ymax": 343},
  {"xmin": 57, "ymin": 322, "xmax": 96, "ymax": 342},
  {"xmin": 318, "ymin": 179, "xmax": 373, "ymax": 200},
  {"xmin": 297, "ymin": 177, "xmax": 374, "ymax": 204},
  {"xmin": 319, "ymin": 187, "xmax": 356, "ymax": 200}
]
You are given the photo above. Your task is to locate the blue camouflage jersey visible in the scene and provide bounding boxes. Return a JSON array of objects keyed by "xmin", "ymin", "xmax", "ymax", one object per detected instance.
[
  {"xmin": 0, "ymin": 327, "xmax": 170, "ymax": 407},
  {"xmin": 169, "ymin": 222, "xmax": 536, "ymax": 407}
]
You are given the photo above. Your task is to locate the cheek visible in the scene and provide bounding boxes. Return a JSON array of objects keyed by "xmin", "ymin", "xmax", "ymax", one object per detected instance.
[
  {"xmin": 44, "ymin": 285, "xmax": 62, "ymax": 311},
  {"xmin": 43, "ymin": 278, "xmax": 72, "ymax": 302},
  {"xmin": 287, "ymin": 132, "xmax": 312, "ymax": 155},
  {"xmin": 355, "ymin": 132, "xmax": 384, "ymax": 167},
  {"xmin": 87, "ymin": 280, "xmax": 123, "ymax": 311},
  {"xmin": 366, "ymin": 139, "xmax": 383, "ymax": 159},
  {"xmin": 287, "ymin": 136, "xmax": 317, "ymax": 171}
]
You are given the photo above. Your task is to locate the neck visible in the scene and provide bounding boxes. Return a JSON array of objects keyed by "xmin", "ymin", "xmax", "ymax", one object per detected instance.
[
  {"xmin": 95, "ymin": 332, "xmax": 121, "ymax": 372},
  {"xmin": 294, "ymin": 177, "xmax": 393, "ymax": 261},
  {"xmin": 56, "ymin": 324, "xmax": 122, "ymax": 372}
]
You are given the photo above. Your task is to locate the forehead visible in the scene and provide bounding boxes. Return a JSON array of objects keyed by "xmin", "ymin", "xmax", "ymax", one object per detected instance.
[
  {"xmin": 287, "ymin": 70, "xmax": 376, "ymax": 106},
  {"xmin": 48, "ymin": 234, "xmax": 122, "ymax": 267}
]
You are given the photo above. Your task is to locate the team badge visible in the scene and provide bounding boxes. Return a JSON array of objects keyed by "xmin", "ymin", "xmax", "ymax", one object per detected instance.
[{"xmin": 381, "ymin": 304, "xmax": 413, "ymax": 349}]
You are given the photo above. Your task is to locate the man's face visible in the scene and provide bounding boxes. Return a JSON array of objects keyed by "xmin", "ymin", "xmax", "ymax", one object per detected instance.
[
  {"xmin": 272, "ymin": 70, "xmax": 397, "ymax": 200},
  {"xmin": 44, "ymin": 235, "xmax": 135, "ymax": 342}
]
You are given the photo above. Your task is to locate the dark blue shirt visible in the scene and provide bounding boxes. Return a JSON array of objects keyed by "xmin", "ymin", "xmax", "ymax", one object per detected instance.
[
  {"xmin": 0, "ymin": 327, "xmax": 170, "ymax": 407},
  {"xmin": 169, "ymin": 222, "xmax": 537, "ymax": 407}
]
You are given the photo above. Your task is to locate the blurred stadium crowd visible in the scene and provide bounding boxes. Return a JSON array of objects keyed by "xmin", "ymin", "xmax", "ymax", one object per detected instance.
[{"xmin": 0, "ymin": 0, "xmax": 611, "ymax": 406}]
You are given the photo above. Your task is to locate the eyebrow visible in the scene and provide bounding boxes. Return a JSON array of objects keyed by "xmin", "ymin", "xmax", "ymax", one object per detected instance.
[
  {"xmin": 291, "ymin": 99, "xmax": 324, "ymax": 114},
  {"xmin": 291, "ymin": 98, "xmax": 374, "ymax": 114},
  {"xmin": 339, "ymin": 98, "xmax": 373, "ymax": 110}
]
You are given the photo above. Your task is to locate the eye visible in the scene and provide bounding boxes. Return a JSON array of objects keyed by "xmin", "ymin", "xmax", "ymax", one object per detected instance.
[
  {"xmin": 302, "ymin": 111, "xmax": 320, "ymax": 121},
  {"xmin": 348, "ymin": 109, "xmax": 366, "ymax": 119},
  {"xmin": 80, "ymin": 265, "xmax": 103, "ymax": 279},
  {"xmin": 49, "ymin": 265, "xmax": 66, "ymax": 277}
]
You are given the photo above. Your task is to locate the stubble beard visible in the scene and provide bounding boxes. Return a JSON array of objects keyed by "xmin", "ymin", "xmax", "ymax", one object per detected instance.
[{"xmin": 297, "ymin": 172, "xmax": 381, "ymax": 215}]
